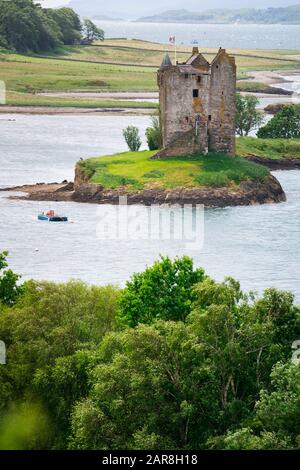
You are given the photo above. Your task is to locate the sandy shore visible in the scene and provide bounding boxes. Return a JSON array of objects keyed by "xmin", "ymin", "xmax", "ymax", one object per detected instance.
[{"xmin": 246, "ymin": 69, "xmax": 300, "ymax": 84}]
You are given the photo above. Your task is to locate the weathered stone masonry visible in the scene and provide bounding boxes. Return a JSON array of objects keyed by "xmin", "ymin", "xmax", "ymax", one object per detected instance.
[{"xmin": 157, "ymin": 47, "xmax": 236, "ymax": 157}]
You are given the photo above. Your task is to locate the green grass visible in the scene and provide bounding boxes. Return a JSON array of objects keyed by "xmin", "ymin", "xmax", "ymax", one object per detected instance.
[
  {"xmin": 5, "ymin": 91, "xmax": 157, "ymax": 109},
  {"xmin": 237, "ymin": 137, "xmax": 300, "ymax": 159},
  {"xmin": 80, "ymin": 150, "xmax": 269, "ymax": 191},
  {"xmin": 236, "ymin": 81, "xmax": 274, "ymax": 93},
  {"xmin": 0, "ymin": 52, "xmax": 157, "ymax": 96}
]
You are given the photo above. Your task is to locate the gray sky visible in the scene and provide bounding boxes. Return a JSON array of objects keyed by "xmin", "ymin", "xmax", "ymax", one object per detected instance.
[{"xmin": 40, "ymin": 1, "xmax": 300, "ymax": 16}]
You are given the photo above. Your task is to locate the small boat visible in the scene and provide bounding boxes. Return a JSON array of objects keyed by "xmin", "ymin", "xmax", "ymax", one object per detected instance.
[{"xmin": 38, "ymin": 210, "xmax": 68, "ymax": 222}]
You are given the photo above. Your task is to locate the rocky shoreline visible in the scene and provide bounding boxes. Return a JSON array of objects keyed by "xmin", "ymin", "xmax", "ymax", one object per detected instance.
[
  {"xmin": 2, "ymin": 172, "xmax": 286, "ymax": 208},
  {"xmin": 244, "ymin": 155, "xmax": 300, "ymax": 170}
]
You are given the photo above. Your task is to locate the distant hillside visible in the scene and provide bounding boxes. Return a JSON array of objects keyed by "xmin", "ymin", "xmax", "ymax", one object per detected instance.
[{"xmin": 137, "ymin": 5, "xmax": 300, "ymax": 24}]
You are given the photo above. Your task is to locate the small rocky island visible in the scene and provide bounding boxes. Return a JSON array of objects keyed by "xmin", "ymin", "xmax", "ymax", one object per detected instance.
[
  {"xmin": 2, "ymin": 48, "xmax": 290, "ymax": 208},
  {"xmin": 4, "ymin": 150, "xmax": 286, "ymax": 207}
]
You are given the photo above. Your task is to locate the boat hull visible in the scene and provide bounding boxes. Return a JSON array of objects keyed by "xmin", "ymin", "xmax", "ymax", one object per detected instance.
[{"xmin": 38, "ymin": 215, "xmax": 68, "ymax": 222}]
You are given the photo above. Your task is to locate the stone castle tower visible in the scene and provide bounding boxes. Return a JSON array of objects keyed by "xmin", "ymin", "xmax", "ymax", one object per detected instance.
[{"xmin": 157, "ymin": 47, "xmax": 236, "ymax": 157}]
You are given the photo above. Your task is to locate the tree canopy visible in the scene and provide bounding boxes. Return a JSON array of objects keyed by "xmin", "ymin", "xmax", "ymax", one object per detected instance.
[
  {"xmin": 0, "ymin": 255, "xmax": 299, "ymax": 450},
  {"xmin": 257, "ymin": 105, "xmax": 300, "ymax": 138},
  {"xmin": 0, "ymin": 0, "xmax": 104, "ymax": 53}
]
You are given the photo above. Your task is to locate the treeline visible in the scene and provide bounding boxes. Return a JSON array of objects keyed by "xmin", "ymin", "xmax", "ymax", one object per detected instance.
[
  {"xmin": 0, "ymin": 253, "xmax": 299, "ymax": 450},
  {"xmin": 0, "ymin": 0, "xmax": 104, "ymax": 53}
]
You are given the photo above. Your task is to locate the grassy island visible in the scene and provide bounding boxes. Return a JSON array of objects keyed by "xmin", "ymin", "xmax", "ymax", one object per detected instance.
[{"xmin": 80, "ymin": 150, "xmax": 269, "ymax": 191}]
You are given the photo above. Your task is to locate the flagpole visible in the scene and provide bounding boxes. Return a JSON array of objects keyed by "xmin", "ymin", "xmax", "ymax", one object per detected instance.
[{"xmin": 175, "ymin": 38, "xmax": 177, "ymax": 64}]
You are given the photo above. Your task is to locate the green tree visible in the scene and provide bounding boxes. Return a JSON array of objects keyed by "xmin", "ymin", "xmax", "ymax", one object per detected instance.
[
  {"xmin": 209, "ymin": 362, "xmax": 300, "ymax": 449},
  {"xmin": 0, "ymin": 280, "xmax": 120, "ymax": 428},
  {"xmin": 0, "ymin": 0, "xmax": 61, "ymax": 52},
  {"xmin": 257, "ymin": 105, "xmax": 300, "ymax": 138},
  {"xmin": 46, "ymin": 7, "xmax": 81, "ymax": 45},
  {"xmin": 123, "ymin": 126, "xmax": 142, "ymax": 152},
  {"xmin": 0, "ymin": 251, "xmax": 23, "ymax": 306},
  {"xmin": 69, "ymin": 322, "xmax": 218, "ymax": 450},
  {"xmin": 82, "ymin": 19, "xmax": 104, "ymax": 43},
  {"xmin": 236, "ymin": 93, "xmax": 264, "ymax": 136},
  {"xmin": 145, "ymin": 115, "xmax": 163, "ymax": 150},
  {"xmin": 69, "ymin": 276, "xmax": 300, "ymax": 450},
  {"xmin": 118, "ymin": 256, "xmax": 205, "ymax": 327},
  {"xmin": 0, "ymin": 1, "xmax": 84, "ymax": 52}
]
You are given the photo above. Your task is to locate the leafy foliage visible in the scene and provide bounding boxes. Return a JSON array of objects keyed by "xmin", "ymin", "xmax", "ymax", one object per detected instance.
[
  {"xmin": 123, "ymin": 126, "xmax": 142, "ymax": 152},
  {"xmin": 0, "ymin": 255, "xmax": 299, "ymax": 449},
  {"xmin": 82, "ymin": 19, "xmax": 104, "ymax": 43},
  {"xmin": 0, "ymin": 0, "xmax": 83, "ymax": 53},
  {"xmin": 118, "ymin": 256, "xmax": 205, "ymax": 327},
  {"xmin": 257, "ymin": 105, "xmax": 300, "ymax": 138},
  {"xmin": 236, "ymin": 93, "xmax": 264, "ymax": 136},
  {"xmin": 0, "ymin": 251, "xmax": 23, "ymax": 306},
  {"xmin": 69, "ymin": 276, "xmax": 299, "ymax": 450},
  {"xmin": 145, "ymin": 115, "xmax": 163, "ymax": 150}
]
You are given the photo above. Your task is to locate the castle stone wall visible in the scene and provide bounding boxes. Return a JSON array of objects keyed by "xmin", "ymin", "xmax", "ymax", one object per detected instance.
[{"xmin": 157, "ymin": 48, "xmax": 236, "ymax": 157}]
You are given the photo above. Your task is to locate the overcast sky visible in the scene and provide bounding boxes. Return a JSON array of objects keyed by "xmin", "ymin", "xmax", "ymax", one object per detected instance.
[{"xmin": 40, "ymin": 0, "xmax": 300, "ymax": 15}]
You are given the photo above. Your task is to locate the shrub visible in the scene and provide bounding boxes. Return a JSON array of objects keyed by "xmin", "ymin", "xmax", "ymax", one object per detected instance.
[
  {"xmin": 0, "ymin": 251, "xmax": 23, "ymax": 307},
  {"xmin": 145, "ymin": 116, "xmax": 162, "ymax": 150},
  {"xmin": 257, "ymin": 105, "xmax": 300, "ymax": 138},
  {"xmin": 236, "ymin": 94, "xmax": 264, "ymax": 136},
  {"xmin": 123, "ymin": 126, "xmax": 142, "ymax": 152}
]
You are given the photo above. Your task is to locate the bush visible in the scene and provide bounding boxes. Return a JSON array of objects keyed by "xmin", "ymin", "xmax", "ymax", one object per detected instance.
[
  {"xmin": 123, "ymin": 126, "xmax": 142, "ymax": 152},
  {"xmin": 0, "ymin": 251, "xmax": 23, "ymax": 306},
  {"xmin": 257, "ymin": 105, "xmax": 300, "ymax": 138},
  {"xmin": 145, "ymin": 116, "xmax": 162, "ymax": 150},
  {"xmin": 236, "ymin": 94, "xmax": 264, "ymax": 136}
]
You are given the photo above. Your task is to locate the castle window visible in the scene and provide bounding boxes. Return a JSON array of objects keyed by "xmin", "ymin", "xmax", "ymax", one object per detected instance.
[
  {"xmin": 197, "ymin": 76, "xmax": 201, "ymax": 83},
  {"xmin": 216, "ymin": 65, "xmax": 219, "ymax": 69},
  {"xmin": 193, "ymin": 89, "xmax": 199, "ymax": 98},
  {"xmin": 222, "ymin": 91, "xmax": 224, "ymax": 95},
  {"xmin": 184, "ymin": 73, "xmax": 189, "ymax": 79},
  {"xmin": 208, "ymin": 115, "xmax": 212, "ymax": 121}
]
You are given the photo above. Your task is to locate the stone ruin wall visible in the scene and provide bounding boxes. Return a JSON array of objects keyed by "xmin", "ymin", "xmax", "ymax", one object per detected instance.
[
  {"xmin": 157, "ymin": 49, "xmax": 236, "ymax": 157},
  {"xmin": 208, "ymin": 53, "xmax": 236, "ymax": 155}
]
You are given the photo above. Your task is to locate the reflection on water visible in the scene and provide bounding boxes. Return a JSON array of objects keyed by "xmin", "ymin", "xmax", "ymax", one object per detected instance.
[{"xmin": 0, "ymin": 114, "xmax": 300, "ymax": 301}]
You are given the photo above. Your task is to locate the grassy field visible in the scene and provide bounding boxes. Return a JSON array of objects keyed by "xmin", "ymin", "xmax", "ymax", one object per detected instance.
[
  {"xmin": 80, "ymin": 150, "xmax": 269, "ymax": 191},
  {"xmin": 236, "ymin": 81, "xmax": 283, "ymax": 93},
  {"xmin": 5, "ymin": 92, "xmax": 157, "ymax": 109},
  {"xmin": 237, "ymin": 137, "xmax": 300, "ymax": 159},
  {"xmin": 0, "ymin": 39, "xmax": 300, "ymax": 108}
]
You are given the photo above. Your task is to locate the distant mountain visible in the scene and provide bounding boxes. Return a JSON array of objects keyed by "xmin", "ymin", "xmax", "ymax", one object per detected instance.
[{"xmin": 137, "ymin": 5, "xmax": 300, "ymax": 24}]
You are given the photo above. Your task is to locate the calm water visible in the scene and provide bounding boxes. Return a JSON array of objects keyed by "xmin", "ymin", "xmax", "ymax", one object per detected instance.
[
  {"xmin": 0, "ymin": 114, "xmax": 300, "ymax": 300},
  {"xmin": 98, "ymin": 20, "xmax": 300, "ymax": 49}
]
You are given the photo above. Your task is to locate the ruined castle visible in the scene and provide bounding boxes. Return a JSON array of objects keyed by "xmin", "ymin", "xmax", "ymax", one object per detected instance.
[{"xmin": 157, "ymin": 47, "xmax": 236, "ymax": 157}]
